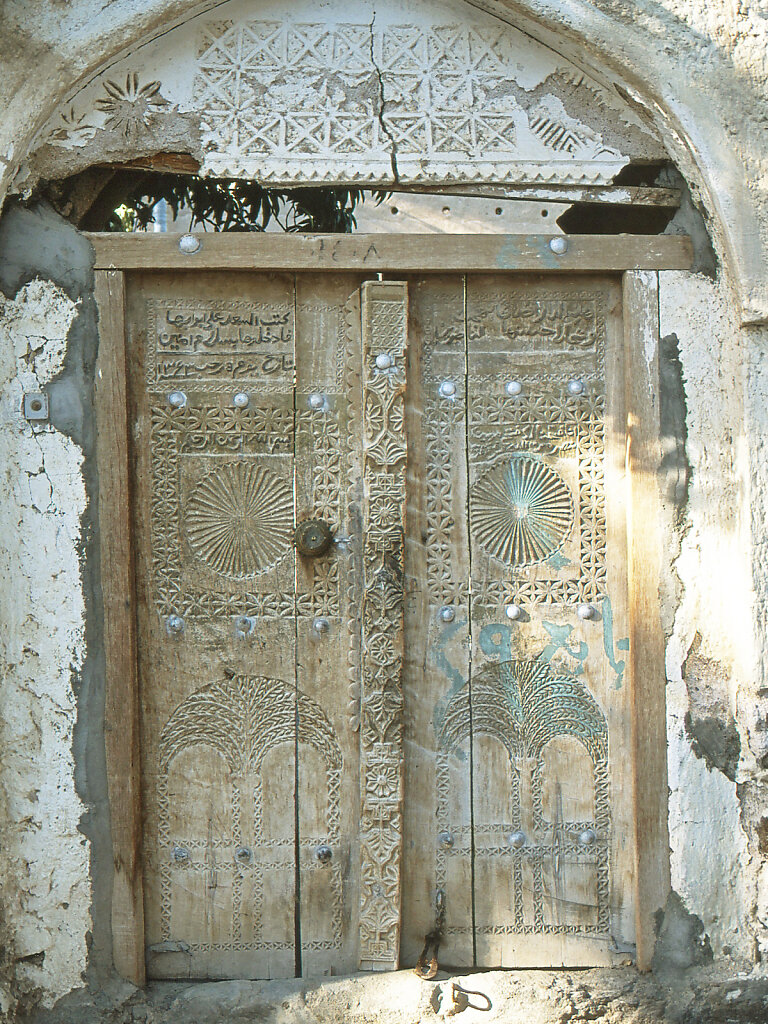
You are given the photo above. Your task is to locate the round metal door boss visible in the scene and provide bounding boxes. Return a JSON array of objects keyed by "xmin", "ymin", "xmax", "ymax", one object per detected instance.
[
  {"xmin": 375, "ymin": 353, "xmax": 393, "ymax": 370},
  {"xmin": 295, "ymin": 519, "xmax": 334, "ymax": 557},
  {"xmin": 567, "ymin": 378, "xmax": 585, "ymax": 396},
  {"xmin": 178, "ymin": 233, "xmax": 201, "ymax": 254},
  {"xmin": 232, "ymin": 391, "xmax": 250, "ymax": 408},
  {"xmin": 505, "ymin": 380, "xmax": 523, "ymax": 397},
  {"xmin": 439, "ymin": 380, "xmax": 456, "ymax": 398}
]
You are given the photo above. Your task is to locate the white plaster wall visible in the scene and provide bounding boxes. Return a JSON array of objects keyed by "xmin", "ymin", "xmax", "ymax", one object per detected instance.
[
  {"xmin": 0, "ymin": 280, "xmax": 90, "ymax": 1011},
  {"xmin": 660, "ymin": 272, "xmax": 756, "ymax": 959}
]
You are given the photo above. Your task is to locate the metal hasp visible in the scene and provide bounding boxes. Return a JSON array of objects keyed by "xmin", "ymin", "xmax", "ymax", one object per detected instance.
[
  {"xmin": 294, "ymin": 518, "xmax": 334, "ymax": 557},
  {"xmin": 414, "ymin": 889, "xmax": 446, "ymax": 980}
]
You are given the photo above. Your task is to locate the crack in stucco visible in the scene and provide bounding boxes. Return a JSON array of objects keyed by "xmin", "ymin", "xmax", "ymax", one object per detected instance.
[{"xmin": 369, "ymin": 12, "xmax": 400, "ymax": 184}]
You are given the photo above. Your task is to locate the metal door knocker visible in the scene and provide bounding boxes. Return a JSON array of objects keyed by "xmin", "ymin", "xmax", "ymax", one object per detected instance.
[{"xmin": 295, "ymin": 519, "xmax": 334, "ymax": 557}]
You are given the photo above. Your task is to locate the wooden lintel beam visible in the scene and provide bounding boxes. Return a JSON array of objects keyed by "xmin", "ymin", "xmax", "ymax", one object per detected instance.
[{"xmin": 86, "ymin": 232, "xmax": 692, "ymax": 272}]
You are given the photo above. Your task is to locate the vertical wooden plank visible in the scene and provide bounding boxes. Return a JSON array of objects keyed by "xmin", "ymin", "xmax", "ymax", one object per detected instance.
[
  {"xmin": 94, "ymin": 269, "xmax": 146, "ymax": 986},
  {"xmin": 294, "ymin": 273, "xmax": 363, "ymax": 976},
  {"xmin": 623, "ymin": 270, "xmax": 670, "ymax": 971},
  {"xmin": 127, "ymin": 271, "xmax": 298, "ymax": 980},
  {"xmin": 358, "ymin": 281, "xmax": 408, "ymax": 971},
  {"xmin": 402, "ymin": 275, "xmax": 473, "ymax": 970},
  {"xmin": 465, "ymin": 274, "xmax": 632, "ymax": 966}
]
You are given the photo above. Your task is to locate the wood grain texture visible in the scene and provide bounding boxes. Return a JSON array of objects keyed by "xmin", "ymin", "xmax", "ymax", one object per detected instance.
[
  {"xmin": 464, "ymin": 274, "xmax": 632, "ymax": 967},
  {"xmin": 398, "ymin": 185, "xmax": 682, "ymax": 207},
  {"xmin": 87, "ymin": 233, "xmax": 693, "ymax": 272},
  {"xmin": 294, "ymin": 274, "xmax": 364, "ymax": 976},
  {"xmin": 401, "ymin": 275, "xmax": 473, "ymax": 970},
  {"xmin": 127, "ymin": 271, "xmax": 299, "ymax": 981},
  {"xmin": 94, "ymin": 269, "xmax": 146, "ymax": 986},
  {"xmin": 623, "ymin": 270, "xmax": 670, "ymax": 971},
  {"xmin": 358, "ymin": 281, "xmax": 409, "ymax": 971}
]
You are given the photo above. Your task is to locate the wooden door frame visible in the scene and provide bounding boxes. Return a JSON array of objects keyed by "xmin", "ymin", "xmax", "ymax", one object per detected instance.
[{"xmin": 90, "ymin": 232, "xmax": 690, "ymax": 985}]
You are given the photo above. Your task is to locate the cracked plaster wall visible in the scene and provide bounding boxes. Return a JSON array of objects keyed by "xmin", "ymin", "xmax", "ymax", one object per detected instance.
[
  {"xmin": 659, "ymin": 273, "xmax": 757, "ymax": 961},
  {"xmin": 0, "ymin": 0, "xmax": 767, "ymax": 1020},
  {"xmin": 0, "ymin": 276, "xmax": 90, "ymax": 1015}
]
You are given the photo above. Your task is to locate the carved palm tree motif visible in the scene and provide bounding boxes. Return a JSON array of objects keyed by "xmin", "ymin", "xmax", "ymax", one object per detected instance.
[
  {"xmin": 437, "ymin": 657, "xmax": 610, "ymax": 935},
  {"xmin": 157, "ymin": 675, "xmax": 342, "ymax": 952}
]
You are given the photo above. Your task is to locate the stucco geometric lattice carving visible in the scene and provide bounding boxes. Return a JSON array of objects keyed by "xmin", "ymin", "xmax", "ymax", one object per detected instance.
[
  {"xmin": 38, "ymin": 0, "xmax": 664, "ymax": 186},
  {"xmin": 194, "ymin": 18, "xmax": 642, "ymax": 183}
]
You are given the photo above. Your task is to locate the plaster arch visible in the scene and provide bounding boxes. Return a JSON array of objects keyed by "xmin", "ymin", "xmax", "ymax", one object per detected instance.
[{"xmin": 2, "ymin": 0, "xmax": 767, "ymax": 321}]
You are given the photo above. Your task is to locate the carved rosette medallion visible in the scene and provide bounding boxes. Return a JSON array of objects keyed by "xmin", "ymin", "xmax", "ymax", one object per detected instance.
[
  {"xmin": 359, "ymin": 281, "xmax": 408, "ymax": 970},
  {"xmin": 185, "ymin": 462, "xmax": 293, "ymax": 578},
  {"xmin": 472, "ymin": 456, "xmax": 574, "ymax": 566}
]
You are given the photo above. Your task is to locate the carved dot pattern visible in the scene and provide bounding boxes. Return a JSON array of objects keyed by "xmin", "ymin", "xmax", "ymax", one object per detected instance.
[
  {"xmin": 472, "ymin": 457, "xmax": 574, "ymax": 566},
  {"xmin": 185, "ymin": 463, "xmax": 293, "ymax": 579}
]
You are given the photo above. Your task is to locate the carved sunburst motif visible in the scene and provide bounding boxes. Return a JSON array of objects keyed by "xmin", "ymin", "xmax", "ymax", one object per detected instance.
[
  {"xmin": 472, "ymin": 456, "xmax": 574, "ymax": 566},
  {"xmin": 185, "ymin": 463, "xmax": 293, "ymax": 579}
]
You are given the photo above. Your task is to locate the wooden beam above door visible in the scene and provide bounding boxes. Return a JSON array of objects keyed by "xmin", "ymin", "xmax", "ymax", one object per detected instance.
[{"xmin": 86, "ymin": 233, "xmax": 693, "ymax": 272}]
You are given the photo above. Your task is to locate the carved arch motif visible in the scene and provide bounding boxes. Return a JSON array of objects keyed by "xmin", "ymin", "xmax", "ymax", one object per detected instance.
[
  {"xmin": 436, "ymin": 657, "xmax": 610, "ymax": 935},
  {"xmin": 157, "ymin": 675, "xmax": 343, "ymax": 952}
]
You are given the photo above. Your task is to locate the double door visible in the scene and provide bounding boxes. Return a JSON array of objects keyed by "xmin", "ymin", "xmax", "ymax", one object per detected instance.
[{"xmin": 125, "ymin": 269, "xmax": 634, "ymax": 979}]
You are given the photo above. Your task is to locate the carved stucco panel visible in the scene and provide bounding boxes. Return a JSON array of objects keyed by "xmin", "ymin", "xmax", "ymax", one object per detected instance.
[{"xmin": 33, "ymin": 0, "xmax": 664, "ymax": 186}]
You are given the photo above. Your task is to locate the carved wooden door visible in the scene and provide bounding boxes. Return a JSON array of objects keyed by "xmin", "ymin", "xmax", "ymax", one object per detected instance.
[
  {"xmin": 402, "ymin": 274, "xmax": 635, "ymax": 968},
  {"xmin": 126, "ymin": 272, "xmax": 409, "ymax": 980},
  {"xmin": 125, "ymin": 266, "xmax": 635, "ymax": 979}
]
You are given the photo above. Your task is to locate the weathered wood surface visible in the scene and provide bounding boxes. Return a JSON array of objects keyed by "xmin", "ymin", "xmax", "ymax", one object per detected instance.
[
  {"xmin": 623, "ymin": 271, "xmax": 670, "ymax": 971},
  {"xmin": 402, "ymin": 274, "xmax": 636, "ymax": 968},
  {"xmin": 94, "ymin": 269, "xmax": 146, "ymax": 987},
  {"xmin": 107, "ymin": 257, "xmax": 662, "ymax": 978},
  {"xmin": 358, "ymin": 281, "xmax": 409, "ymax": 971},
  {"xmin": 294, "ymin": 273, "xmax": 363, "ymax": 976},
  {"xmin": 126, "ymin": 270, "xmax": 365, "ymax": 979},
  {"xmin": 88, "ymin": 233, "xmax": 693, "ymax": 272},
  {"xmin": 399, "ymin": 184, "xmax": 682, "ymax": 207},
  {"xmin": 402, "ymin": 276, "xmax": 473, "ymax": 970}
]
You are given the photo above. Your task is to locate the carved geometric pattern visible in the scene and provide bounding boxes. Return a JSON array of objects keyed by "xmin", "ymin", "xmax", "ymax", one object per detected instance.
[
  {"xmin": 185, "ymin": 462, "xmax": 293, "ymax": 579},
  {"xmin": 437, "ymin": 658, "xmax": 610, "ymax": 936},
  {"xmin": 463, "ymin": 289, "xmax": 608, "ymax": 608},
  {"xmin": 425, "ymin": 387, "xmax": 468, "ymax": 606},
  {"xmin": 359, "ymin": 282, "xmax": 408, "ymax": 969},
  {"xmin": 188, "ymin": 19, "xmax": 639, "ymax": 183},
  {"xmin": 148, "ymin": 401, "xmax": 297, "ymax": 621},
  {"xmin": 472, "ymin": 456, "xmax": 574, "ymax": 566},
  {"xmin": 157, "ymin": 674, "xmax": 343, "ymax": 952}
]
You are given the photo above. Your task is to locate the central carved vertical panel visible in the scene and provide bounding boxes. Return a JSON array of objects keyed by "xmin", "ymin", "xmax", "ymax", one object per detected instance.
[{"xmin": 359, "ymin": 281, "xmax": 408, "ymax": 971}]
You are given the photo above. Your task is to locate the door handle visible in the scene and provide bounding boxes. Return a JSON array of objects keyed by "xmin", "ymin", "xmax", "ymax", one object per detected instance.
[{"xmin": 294, "ymin": 518, "xmax": 333, "ymax": 557}]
